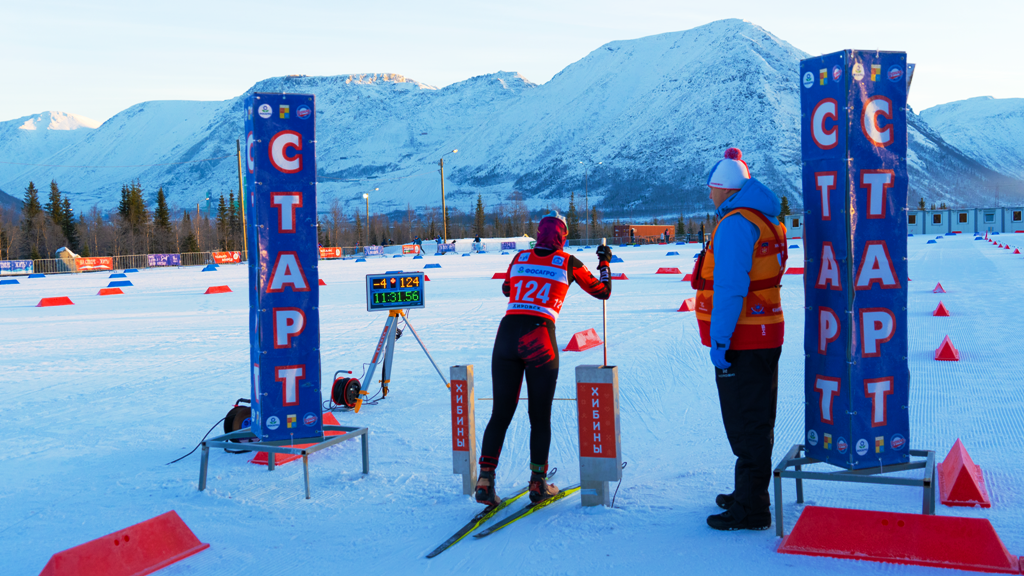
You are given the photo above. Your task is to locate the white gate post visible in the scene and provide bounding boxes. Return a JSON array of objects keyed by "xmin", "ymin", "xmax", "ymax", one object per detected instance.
[
  {"xmin": 576, "ymin": 365, "xmax": 622, "ymax": 506},
  {"xmin": 450, "ymin": 365, "xmax": 477, "ymax": 495}
]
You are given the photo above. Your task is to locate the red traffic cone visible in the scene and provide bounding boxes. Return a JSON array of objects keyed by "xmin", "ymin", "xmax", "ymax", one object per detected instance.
[
  {"xmin": 933, "ymin": 302, "xmax": 950, "ymax": 316},
  {"xmin": 938, "ymin": 439, "xmax": 991, "ymax": 507},
  {"xmin": 932, "ymin": 282, "xmax": 946, "ymax": 293},
  {"xmin": 678, "ymin": 297, "xmax": 696, "ymax": 312},
  {"xmin": 935, "ymin": 336, "xmax": 960, "ymax": 361}
]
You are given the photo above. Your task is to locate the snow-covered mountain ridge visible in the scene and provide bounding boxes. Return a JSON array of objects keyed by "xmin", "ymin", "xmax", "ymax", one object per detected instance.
[
  {"xmin": 920, "ymin": 96, "xmax": 1024, "ymax": 181},
  {"xmin": 1, "ymin": 19, "xmax": 1020, "ymax": 216}
]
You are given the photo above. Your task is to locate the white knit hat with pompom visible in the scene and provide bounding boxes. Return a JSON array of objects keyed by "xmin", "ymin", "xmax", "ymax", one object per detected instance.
[{"xmin": 706, "ymin": 148, "xmax": 751, "ymax": 190}]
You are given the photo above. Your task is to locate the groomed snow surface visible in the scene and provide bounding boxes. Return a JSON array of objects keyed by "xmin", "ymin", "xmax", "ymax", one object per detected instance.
[{"xmin": 2, "ymin": 236, "xmax": 1023, "ymax": 575}]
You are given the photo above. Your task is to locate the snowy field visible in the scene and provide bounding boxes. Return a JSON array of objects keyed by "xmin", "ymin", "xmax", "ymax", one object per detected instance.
[{"xmin": 2, "ymin": 235, "xmax": 1023, "ymax": 575}]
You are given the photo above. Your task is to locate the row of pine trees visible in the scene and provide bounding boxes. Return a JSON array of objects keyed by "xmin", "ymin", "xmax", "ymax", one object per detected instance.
[{"xmin": 0, "ymin": 181, "xmax": 788, "ymax": 261}]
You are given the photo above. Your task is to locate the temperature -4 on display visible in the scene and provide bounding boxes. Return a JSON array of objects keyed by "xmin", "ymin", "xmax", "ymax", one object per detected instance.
[{"xmin": 366, "ymin": 272, "xmax": 425, "ymax": 312}]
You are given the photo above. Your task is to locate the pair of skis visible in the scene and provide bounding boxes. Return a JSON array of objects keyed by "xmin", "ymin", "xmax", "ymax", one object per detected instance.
[{"xmin": 426, "ymin": 471, "xmax": 580, "ymax": 558}]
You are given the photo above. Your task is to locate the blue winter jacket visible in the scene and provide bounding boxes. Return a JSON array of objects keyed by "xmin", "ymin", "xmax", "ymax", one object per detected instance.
[{"xmin": 709, "ymin": 178, "xmax": 783, "ymax": 349}]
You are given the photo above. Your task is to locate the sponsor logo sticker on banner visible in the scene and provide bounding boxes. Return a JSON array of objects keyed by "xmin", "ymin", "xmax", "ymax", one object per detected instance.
[
  {"xmin": 852, "ymin": 62, "xmax": 865, "ymax": 81},
  {"xmin": 303, "ymin": 412, "xmax": 318, "ymax": 426},
  {"xmin": 891, "ymin": 433, "xmax": 906, "ymax": 450},
  {"xmin": 856, "ymin": 438, "xmax": 869, "ymax": 456},
  {"xmin": 875, "ymin": 436, "xmax": 885, "ymax": 453},
  {"xmin": 807, "ymin": 429, "xmax": 818, "ymax": 446},
  {"xmin": 824, "ymin": 433, "xmax": 832, "ymax": 450},
  {"xmin": 803, "ymin": 71, "xmax": 814, "ymax": 89},
  {"xmin": 871, "ymin": 64, "xmax": 881, "ymax": 81},
  {"xmin": 296, "ymin": 105, "xmax": 311, "ymax": 119},
  {"xmin": 287, "ymin": 414, "xmax": 297, "ymax": 428},
  {"xmin": 280, "ymin": 105, "xmax": 290, "ymax": 119},
  {"xmin": 832, "ymin": 65, "xmax": 842, "ymax": 82},
  {"xmin": 258, "ymin": 104, "xmax": 272, "ymax": 118},
  {"xmin": 266, "ymin": 416, "xmax": 281, "ymax": 430},
  {"xmin": 887, "ymin": 65, "xmax": 904, "ymax": 82},
  {"xmin": 837, "ymin": 437, "xmax": 848, "ymax": 454}
]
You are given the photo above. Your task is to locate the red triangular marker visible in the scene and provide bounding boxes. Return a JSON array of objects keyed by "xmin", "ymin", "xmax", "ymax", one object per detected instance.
[
  {"xmin": 933, "ymin": 302, "xmax": 950, "ymax": 317},
  {"xmin": 682, "ymin": 273, "xmax": 693, "ymax": 281},
  {"xmin": 932, "ymin": 282, "xmax": 945, "ymax": 293},
  {"xmin": 678, "ymin": 297, "xmax": 696, "ymax": 312},
  {"xmin": 938, "ymin": 439, "xmax": 991, "ymax": 507},
  {"xmin": 318, "ymin": 278, "xmax": 327, "ymax": 286},
  {"xmin": 1004, "ymin": 245, "xmax": 1011, "ymax": 250},
  {"xmin": 563, "ymin": 328, "xmax": 602, "ymax": 352},
  {"xmin": 935, "ymin": 335, "xmax": 960, "ymax": 361},
  {"xmin": 1014, "ymin": 249, "xmax": 1021, "ymax": 254}
]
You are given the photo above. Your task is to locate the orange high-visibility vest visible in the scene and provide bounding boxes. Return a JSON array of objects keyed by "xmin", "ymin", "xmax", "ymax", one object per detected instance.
[{"xmin": 694, "ymin": 208, "xmax": 787, "ymax": 350}]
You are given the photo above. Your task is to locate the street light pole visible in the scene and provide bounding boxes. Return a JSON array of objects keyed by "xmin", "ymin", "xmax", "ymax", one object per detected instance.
[
  {"xmin": 439, "ymin": 149, "xmax": 457, "ymax": 242},
  {"xmin": 579, "ymin": 161, "xmax": 602, "ymax": 243},
  {"xmin": 363, "ymin": 187, "xmax": 376, "ymax": 246}
]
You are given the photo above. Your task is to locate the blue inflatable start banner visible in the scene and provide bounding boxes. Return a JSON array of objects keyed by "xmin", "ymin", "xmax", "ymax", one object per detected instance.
[
  {"xmin": 801, "ymin": 51, "xmax": 910, "ymax": 469},
  {"xmin": 244, "ymin": 93, "xmax": 323, "ymax": 442}
]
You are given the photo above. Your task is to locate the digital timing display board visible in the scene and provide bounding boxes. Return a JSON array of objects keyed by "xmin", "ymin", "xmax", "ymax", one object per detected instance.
[{"xmin": 366, "ymin": 272, "xmax": 425, "ymax": 311}]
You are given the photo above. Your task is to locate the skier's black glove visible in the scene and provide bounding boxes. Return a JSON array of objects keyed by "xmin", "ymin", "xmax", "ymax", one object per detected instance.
[{"xmin": 596, "ymin": 245, "xmax": 613, "ymax": 266}]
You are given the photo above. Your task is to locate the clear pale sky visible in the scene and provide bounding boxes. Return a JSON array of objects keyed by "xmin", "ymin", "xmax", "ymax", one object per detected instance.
[{"xmin": 2, "ymin": 0, "xmax": 1020, "ymax": 124}]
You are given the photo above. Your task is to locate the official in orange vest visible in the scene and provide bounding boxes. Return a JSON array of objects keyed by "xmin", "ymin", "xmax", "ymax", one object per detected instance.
[
  {"xmin": 475, "ymin": 211, "xmax": 612, "ymax": 506},
  {"xmin": 692, "ymin": 147, "xmax": 788, "ymax": 531}
]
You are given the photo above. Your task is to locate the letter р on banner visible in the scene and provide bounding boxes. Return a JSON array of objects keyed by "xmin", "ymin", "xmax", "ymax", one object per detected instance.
[
  {"xmin": 801, "ymin": 51, "xmax": 910, "ymax": 469},
  {"xmin": 245, "ymin": 93, "xmax": 323, "ymax": 442}
]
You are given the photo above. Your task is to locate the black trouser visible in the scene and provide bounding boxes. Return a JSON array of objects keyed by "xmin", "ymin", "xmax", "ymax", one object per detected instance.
[
  {"xmin": 715, "ymin": 346, "xmax": 781, "ymax": 517},
  {"xmin": 479, "ymin": 315, "xmax": 559, "ymax": 470}
]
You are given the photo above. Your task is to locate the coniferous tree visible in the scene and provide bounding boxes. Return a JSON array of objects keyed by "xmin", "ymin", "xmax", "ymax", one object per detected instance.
[
  {"xmin": 590, "ymin": 207, "xmax": 599, "ymax": 240},
  {"xmin": 61, "ymin": 196, "xmax": 79, "ymax": 252},
  {"xmin": 182, "ymin": 211, "xmax": 200, "ymax": 253},
  {"xmin": 154, "ymin": 187, "xmax": 171, "ymax": 252},
  {"xmin": 21, "ymin": 182, "xmax": 43, "ymax": 258},
  {"xmin": 780, "ymin": 196, "xmax": 791, "ymax": 218},
  {"xmin": 473, "ymin": 194, "xmax": 486, "ymax": 237},
  {"xmin": 45, "ymin": 180, "xmax": 65, "ymax": 230},
  {"xmin": 215, "ymin": 194, "xmax": 229, "ymax": 248},
  {"xmin": 919, "ymin": 197, "xmax": 926, "ymax": 210},
  {"xmin": 566, "ymin": 192, "xmax": 580, "ymax": 240},
  {"xmin": 353, "ymin": 209, "xmax": 363, "ymax": 245},
  {"xmin": 228, "ymin": 192, "xmax": 239, "ymax": 250}
]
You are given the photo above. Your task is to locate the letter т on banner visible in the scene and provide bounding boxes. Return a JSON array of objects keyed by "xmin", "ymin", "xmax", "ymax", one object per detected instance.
[
  {"xmin": 800, "ymin": 51, "xmax": 909, "ymax": 470},
  {"xmin": 245, "ymin": 93, "xmax": 323, "ymax": 443}
]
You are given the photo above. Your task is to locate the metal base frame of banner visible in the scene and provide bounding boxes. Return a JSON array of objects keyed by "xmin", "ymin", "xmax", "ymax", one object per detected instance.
[
  {"xmin": 772, "ymin": 444, "xmax": 935, "ymax": 538},
  {"xmin": 198, "ymin": 425, "xmax": 369, "ymax": 499}
]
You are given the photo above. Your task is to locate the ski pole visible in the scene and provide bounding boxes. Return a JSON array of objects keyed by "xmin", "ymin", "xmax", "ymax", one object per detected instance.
[{"xmin": 602, "ymin": 237, "xmax": 608, "ymax": 366}]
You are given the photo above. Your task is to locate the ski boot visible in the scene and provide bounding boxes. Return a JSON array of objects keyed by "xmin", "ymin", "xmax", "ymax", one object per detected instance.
[
  {"xmin": 475, "ymin": 467, "xmax": 500, "ymax": 506},
  {"xmin": 528, "ymin": 463, "xmax": 559, "ymax": 503}
]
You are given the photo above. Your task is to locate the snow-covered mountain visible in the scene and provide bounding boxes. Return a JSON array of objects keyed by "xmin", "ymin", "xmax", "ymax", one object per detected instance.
[
  {"xmin": 1, "ymin": 20, "xmax": 1021, "ymax": 216},
  {"xmin": 920, "ymin": 97, "xmax": 1024, "ymax": 181}
]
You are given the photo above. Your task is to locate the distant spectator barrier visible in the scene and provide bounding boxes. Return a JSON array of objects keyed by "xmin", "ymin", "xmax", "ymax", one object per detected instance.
[
  {"xmin": 364, "ymin": 245, "xmax": 384, "ymax": 257},
  {"xmin": 500, "ymin": 241, "xmax": 518, "ymax": 251},
  {"xmin": 437, "ymin": 242, "xmax": 456, "ymax": 254},
  {"xmin": 148, "ymin": 253, "xmax": 181, "ymax": 267},
  {"xmin": 402, "ymin": 244, "xmax": 421, "ymax": 254}
]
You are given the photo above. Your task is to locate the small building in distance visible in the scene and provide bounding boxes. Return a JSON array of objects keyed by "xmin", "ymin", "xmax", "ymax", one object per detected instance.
[{"xmin": 612, "ymin": 224, "xmax": 675, "ymax": 244}]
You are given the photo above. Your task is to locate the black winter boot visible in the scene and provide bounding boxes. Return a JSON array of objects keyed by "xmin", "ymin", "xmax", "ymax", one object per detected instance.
[
  {"xmin": 475, "ymin": 467, "xmax": 500, "ymax": 506},
  {"xmin": 528, "ymin": 463, "xmax": 559, "ymax": 503},
  {"xmin": 707, "ymin": 508, "xmax": 771, "ymax": 531},
  {"xmin": 715, "ymin": 493, "xmax": 735, "ymax": 510}
]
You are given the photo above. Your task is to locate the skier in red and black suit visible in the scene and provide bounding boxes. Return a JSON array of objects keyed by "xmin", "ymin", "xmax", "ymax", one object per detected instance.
[{"xmin": 475, "ymin": 211, "xmax": 612, "ymax": 505}]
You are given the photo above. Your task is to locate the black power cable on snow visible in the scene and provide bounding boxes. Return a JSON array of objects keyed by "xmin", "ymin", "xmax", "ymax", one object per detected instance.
[
  {"xmin": 611, "ymin": 462, "xmax": 628, "ymax": 508},
  {"xmin": 165, "ymin": 417, "xmax": 226, "ymax": 465}
]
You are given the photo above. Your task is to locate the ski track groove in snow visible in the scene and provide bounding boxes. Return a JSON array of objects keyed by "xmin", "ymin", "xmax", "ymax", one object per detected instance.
[{"xmin": 1, "ymin": 238, "xmax": 1022, "ymax": 575}]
